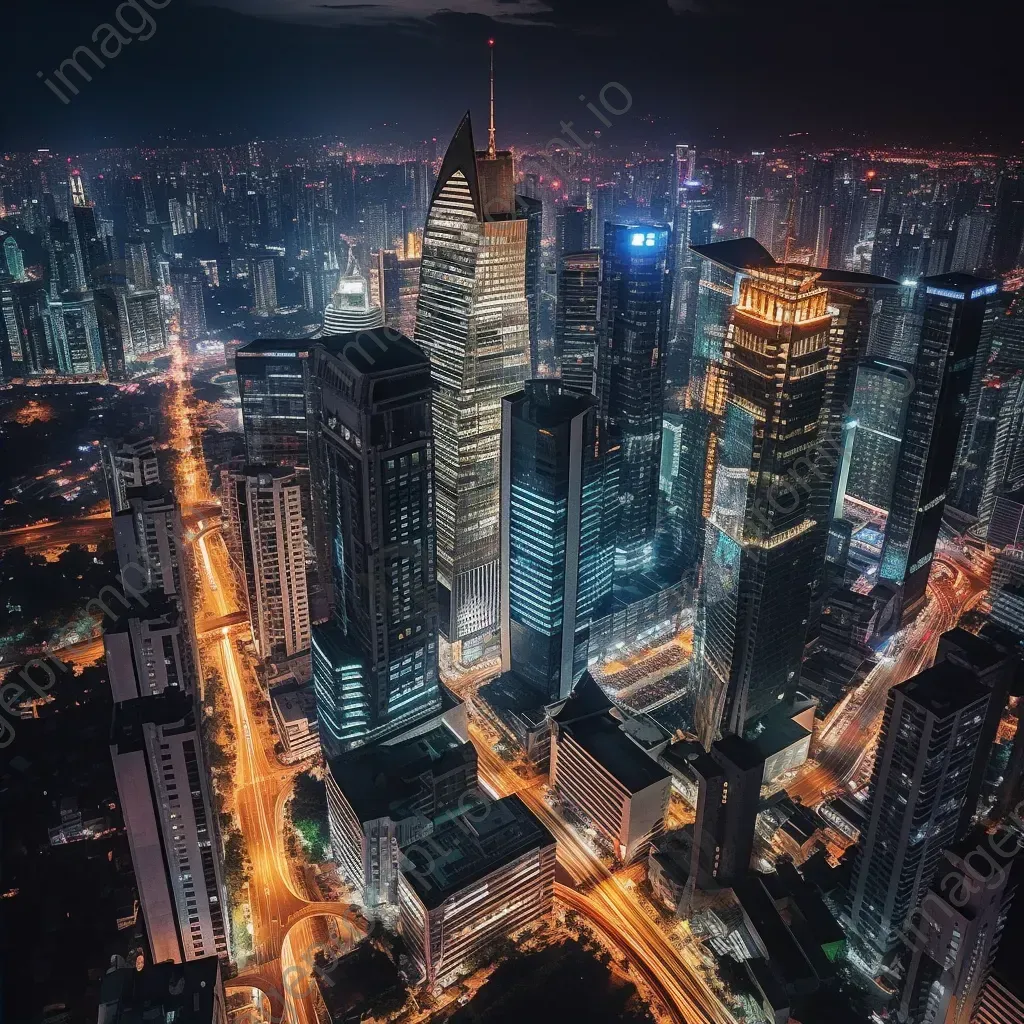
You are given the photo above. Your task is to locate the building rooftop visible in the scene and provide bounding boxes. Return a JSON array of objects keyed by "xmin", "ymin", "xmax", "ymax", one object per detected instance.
[
  {"xmin": 938, "ymin": 626, "xmax": 1013, "ymax": 673},
  {"xmin": 898, "ymin": 660, "xmax": 990, "ymax": 718},
  {"xmin": 507, "ymin": 379, "xmax": 595, "ymax": 429},
  {"xmin": 329, "ymin": 723, "xmax": 474, "ymax": 824},
  {"xmin": 236, "ymin": 338, "xmax": 311, "ymax": 358},
  {"xmin": 922, "ymin": 271, "xmax": 999, "ymax": 294},
  {"xmin": 689, "ymin": 237, "xmax": 776, "ymax": 272},
  {"xmin": 561, "ymin": 713, "xmax": 670, "ymax": 794},
  {"xmin": 801, "ymin": 265, "xmax": 896, "ymax": 288},
  {"xmin": 549, "ymin": 671, "xmax": 614, "ymax": 724},
  {"xmin": 98, "ymin": 956, "xmax": 221, "ymax": 1022},
  {"xmin": 111, "ymin": 689, "xmax": 195, "ymax": 752},
  {"xmin": 401, "ymin": 793, "xmax": 554, "ymax": 910},
  {"xmin": 317, "ymin": 328, "xmax": 428, "ymax": 375},
  {"xmin": 714, "ymin": 733, "xmax": 768, "ymax": 774},
  {"xmin": 270, "ymin": 681, "xmax": 317, "ymax": 725}
]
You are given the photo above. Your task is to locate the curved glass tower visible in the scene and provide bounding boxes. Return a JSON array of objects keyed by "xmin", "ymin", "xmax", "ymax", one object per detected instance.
[{"xmin": 414, "ymin": 112, "xmax": 529, "ymax": 656}]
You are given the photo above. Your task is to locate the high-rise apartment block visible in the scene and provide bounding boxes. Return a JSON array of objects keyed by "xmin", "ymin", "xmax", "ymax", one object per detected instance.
[
  {"xmin": 111, "ymin": 691, "xmax": 229, "ymax": 964},
  {"xmin": 222, "ymin": 465, "xmax": 311, "ymax": 666},
  {"xmin": 101, "ymin": 436, "xmax": 161, "ymax": 514}
]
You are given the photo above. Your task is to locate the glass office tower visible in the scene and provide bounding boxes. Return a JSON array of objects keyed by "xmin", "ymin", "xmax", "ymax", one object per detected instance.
[
  {"xmin": 598, "ymin": 224, "xmax": 673, "ymax": 575},
  {"xmin": 556, "ymin": 250, "xmax": 601, "ymax": 395},
  {"xmin": 310, "ymin": 329, "xmax": 441, "ymax": 758},
  {"xmin": 880, "ymin": 274, "xmax": 998, "ymax": 619},
  {"xmin": 693, "ymin": 266, "xmax": 835, "ymax": 747},
  {"xmin": 500, "ymin": 381, "xmax": 617, "ymax": 703},
  {"xmin": 414, "ymin": 112, "xmax": 530, "ymax": 657}
]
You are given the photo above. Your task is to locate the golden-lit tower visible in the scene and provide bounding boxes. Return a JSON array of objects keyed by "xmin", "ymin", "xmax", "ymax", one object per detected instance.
[{"xmin": 692, "ymin": 266, "xmax": 835, "ymax": 746}]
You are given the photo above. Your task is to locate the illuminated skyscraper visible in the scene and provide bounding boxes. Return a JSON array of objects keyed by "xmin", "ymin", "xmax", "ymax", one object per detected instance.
[
  {"xmin": 322, "ymin": 259, "xmax": 383, "ymax": 335},
  {"xmin": 673, "ymin": 143, "xmax": 697, "ymax": 195},
  {"xmin": 517, "ymin": 193, "xmax": 543, "ymax": 376},
  {"xmin": 414, "ymin": 111, "xmax": 529, "ymax": 655},
  {"xmin": 170, "ymin": 266, "xmax": 207, "ymax": 342},
  {"xmin": 125, "ymin": 239, "xmax": 153, "ymax": 289},
  {"xmin": 94, "ymin": 288, "xmax": 129, "ymax": 381},
  {"xmin": 0, "ymin": 280, "xmax": 48, "ymax": 374},
  {"xmin": 117, "ymin": 288, "xmax": 166, "ymax": 361},
  {"xmin": 3, "ymin": 236, "xmax": 25, "ymax": 281},
  {"xmin": 251, "ymin": 257, "xmax": 278, "ymax": 314},
  {"xmin": 556, "ymin": 201, "xmax": 592, "ymax": 263},
  {"xmin": 310, "ymin": 330, "xmax": 441, "ymax": 757},
  {"xmin": 679, "ymin": 239, "xmax": 776, "ymax": 578},
  {"xmin": 43, "ymin": 290, "xmax": 104, "ymax": 375},
  {"xmin": 499, "ymin": 381, "xmax": 616, "ymax": 703},
  {"xmin": 880, "ymin": 274, "xmax": 998, "ymax": 619},
  {"xmin": 375, "ymin": 248, "xmax": 420, "ymax": 339},
  {"xmin": 847, "ymin": 358, "xmax": 914, "ymax": 513},
  {"xmin": 692, "ymin": 266, "xmax": 834, "ymax": 747},
  {"xmin": 668, "ymin": 182, "xmax": 714, "ymax": 396},
  {"xmin": 556, "ymin": 250, "xmax": 600, "ymax": 394},
  {"xmin": 597, "ymin": 223, "xmax": 672, "ymax": 575},
  {"xmin": 847, "ymin": 663, "xmax": 989, "ymax": 969}
]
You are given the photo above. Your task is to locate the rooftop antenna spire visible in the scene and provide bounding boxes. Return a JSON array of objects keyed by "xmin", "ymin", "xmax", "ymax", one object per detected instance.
[{"xmin": 487, "ymin": 38, "xmax": 496, "ymax": 158}]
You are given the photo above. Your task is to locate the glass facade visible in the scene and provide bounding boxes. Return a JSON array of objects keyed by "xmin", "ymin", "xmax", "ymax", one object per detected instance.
[
  {"xmin": 43, "ymin": 290, "xmax": 104, "ymax": 375},
  {"xmin": 310, "ymin": 331, "xmax": 440, "ymax": 757},
  {"xmin": 500, "ymin": 381, "xmax": 615, "ymax": 702},
  {"xmin": 881, "ymin": 275, "xmax": 997, "ymax": 616},
  {"xmin": 848, "ymin": 358, "xmax": 914, "ymax": 513},
  {"xmin": 693, "ymin": 267, "xmax": 834, "ymax": 746},
  {"xmin": 414, "ymin": 114, "xmax": 530, "ymax": 648},
  {"xmin": 598, "ymin": 224, "xmax": 672, "ymax": 575},
  {"xmin": 556, "ymin": 250, "xmax": 600, "ymax": 395}
]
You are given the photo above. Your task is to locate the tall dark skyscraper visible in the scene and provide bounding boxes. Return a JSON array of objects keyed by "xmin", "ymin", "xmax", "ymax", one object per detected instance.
[
  {"xmin": 693, "ymin": 266, "xmax": 834, "ymax": 747},
  {"xmin": 880, "ymin": 274, "xmax": 998, "ymax": 619},
  {"xmin": 847, "ymin": 358, "xmax": 914, "ymax": 513},
  {"xmin": 597, "ymin": 223, "xmax": 672, "ymax": 575},
  {"xmin": 236, "ymin": 339, "xmax": 314, "ymax": 471},
  {"xmin": 847, "ymin": 662, "xmax": 990, "ymax": 969},
  {"xmin": 517, "ymin": 193, "xmax": 543, "ymax": 376},
  {"xmin": 556, "ymin": 201, "xmax": 592, "ymax": 263},
  {"xmin": 234, "ymin": 338, "xmax": 320, "ymax": 595},
  {"xmin": 667, "ymin": 182, "xmax": 714, "ymax": 398},
  {"xmin": 1, "ymin": 280, "xmax": 49, "ymax": 374},
  {"xmin": 499, "ymin": 381, "xmax": 616, "ymax": 703},
  {"xmin": 413, "ymin": 112, "xmax": 529, "ymax": 658},
  {"xmin": 310, "ymin": 330, "xmax": 441, "ymax": 757},
  {"xmin": 556, "ymin": 250, "xmax": 600, "ymax": 394}
]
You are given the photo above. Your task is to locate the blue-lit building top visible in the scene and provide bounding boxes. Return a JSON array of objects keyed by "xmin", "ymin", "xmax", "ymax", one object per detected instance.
[
  {"xmin": 597, "ymin": 223, "xmax": 673, "ymax": 576},
  {"xmin": 500, "ymin": 381, "xmax": 617, "ymax": 703}
]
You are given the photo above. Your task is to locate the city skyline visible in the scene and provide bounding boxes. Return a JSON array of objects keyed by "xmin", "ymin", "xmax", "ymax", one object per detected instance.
[{"xmin": 5, "ymin": 23, "xmax": 1024, "ymax": 1024}]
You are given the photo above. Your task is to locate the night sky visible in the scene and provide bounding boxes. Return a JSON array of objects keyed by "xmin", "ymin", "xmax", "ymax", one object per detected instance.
[{"xmin": 3, "ymin": 0, "xmax": 1022, "ymax": 152}]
